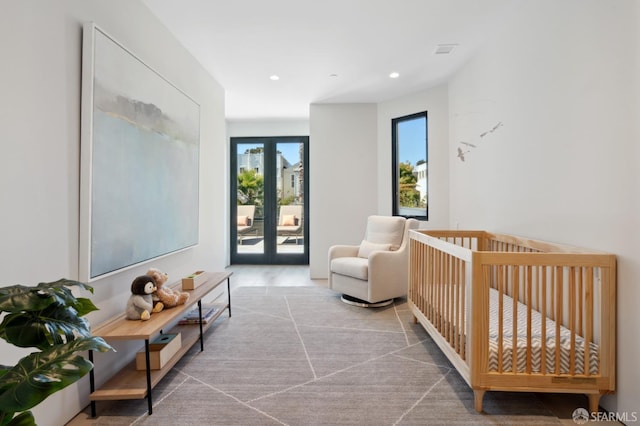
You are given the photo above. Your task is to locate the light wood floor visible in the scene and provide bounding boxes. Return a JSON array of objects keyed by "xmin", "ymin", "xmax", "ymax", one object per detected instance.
[{"xmin": 226, "ymin": 264, "xmax": 324, "ymax": 289}]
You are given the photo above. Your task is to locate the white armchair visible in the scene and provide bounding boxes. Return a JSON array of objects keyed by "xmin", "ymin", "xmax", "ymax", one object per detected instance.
[{"xmin": 328, "ymin": 215, "xmax": 419, "ymax": 307}]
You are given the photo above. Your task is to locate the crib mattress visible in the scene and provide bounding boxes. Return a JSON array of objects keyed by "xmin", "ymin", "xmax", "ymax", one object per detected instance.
[{"xmin": 487, "ymin": 288, "xmax": 599, "ymax": 375}]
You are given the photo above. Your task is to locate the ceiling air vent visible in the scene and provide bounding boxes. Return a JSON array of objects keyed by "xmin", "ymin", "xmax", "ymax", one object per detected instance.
[{"xmin": 434, "ymin": 44, "xmax": 457, "ymax": 55}]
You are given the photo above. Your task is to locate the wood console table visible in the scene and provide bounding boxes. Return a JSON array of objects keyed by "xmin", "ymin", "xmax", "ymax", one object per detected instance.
[{"xmin": 88, "ymin": 271, "xmax": 232, "ymax": 416}]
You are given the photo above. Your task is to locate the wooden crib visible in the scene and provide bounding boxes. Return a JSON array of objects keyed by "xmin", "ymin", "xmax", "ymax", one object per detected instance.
[{"xmin": 408, "ymin": 230, "xmax": 616, "ymax": 413}]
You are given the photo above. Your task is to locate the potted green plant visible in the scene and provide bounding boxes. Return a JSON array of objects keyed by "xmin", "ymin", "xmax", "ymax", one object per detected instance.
[{"xmin": 0, "ymin": 279, "xmax": 113, "ymax": 426}]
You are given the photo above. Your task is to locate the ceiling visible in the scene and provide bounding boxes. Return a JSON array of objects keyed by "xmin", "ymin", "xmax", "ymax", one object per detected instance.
[{"xmin": 141, "ymin": 0, "xmax": 512, "ymax": 120}]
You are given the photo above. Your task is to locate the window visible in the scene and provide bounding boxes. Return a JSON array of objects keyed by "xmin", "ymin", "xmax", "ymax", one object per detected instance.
[{"xmin": 392, "ymin": 111, "xmax": 427, "ymax": 219}]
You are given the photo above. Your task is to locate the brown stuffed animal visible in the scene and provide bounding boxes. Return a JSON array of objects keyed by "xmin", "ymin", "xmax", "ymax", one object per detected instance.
[{"xmin": 147, "ymin": 267, "xmax": 190, "ymax": 308}]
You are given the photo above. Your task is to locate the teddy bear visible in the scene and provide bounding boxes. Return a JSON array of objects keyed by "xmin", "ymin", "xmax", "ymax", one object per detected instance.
[
  {"xmin": 126, "ymin": 275, "xmax": 164, "ymax": 320},
  {"xmin": 147, "ymin": 267, "xmax": 190, "ymax": 309}
]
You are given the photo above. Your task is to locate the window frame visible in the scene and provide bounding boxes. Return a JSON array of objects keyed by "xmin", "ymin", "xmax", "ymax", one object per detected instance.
[{"xmin": 391, "ymin": 111, "xmax": 428, "ymax": 220}]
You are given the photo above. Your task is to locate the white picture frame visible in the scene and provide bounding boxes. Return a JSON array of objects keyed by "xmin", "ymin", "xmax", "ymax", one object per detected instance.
[{"xmin": 80, "ymin": 23, "xmax": 200, "ymax": 282}]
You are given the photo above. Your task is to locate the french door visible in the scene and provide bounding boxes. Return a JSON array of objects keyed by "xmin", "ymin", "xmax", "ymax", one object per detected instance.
[{"xmin": 230, "ymin": 136, "xmax": 309, "ymax": 264}]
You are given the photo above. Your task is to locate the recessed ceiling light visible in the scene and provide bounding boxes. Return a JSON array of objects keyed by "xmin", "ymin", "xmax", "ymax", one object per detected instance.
[
  {"xmin": 329, "ymin": 73, "xmax": 338, "ymax": 78},
  {"xmin": 389, "ymin": 72, "xmax": 400, "ymax": 79},
  {"xmin": 434, "ymin": 44, "xmax": 458, "ymax": 55},
  {"xmin": 270, "ymin": 75, "xmax": 280, "ymax": 81}
]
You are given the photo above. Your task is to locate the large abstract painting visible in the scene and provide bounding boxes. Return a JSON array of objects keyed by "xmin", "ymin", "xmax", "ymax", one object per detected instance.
[{"xmin": 80, "ymin": 23, "xmax": 200, "ymax": 281}]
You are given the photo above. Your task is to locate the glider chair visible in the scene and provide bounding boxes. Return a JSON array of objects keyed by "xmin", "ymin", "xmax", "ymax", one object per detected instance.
[
  {"xmin": 237, "ymin": 205, "xmax": 256, "ymax": 244},
  {"xmin": 328, "ymin": 215, "xmax": 419, "ymax": 307}
]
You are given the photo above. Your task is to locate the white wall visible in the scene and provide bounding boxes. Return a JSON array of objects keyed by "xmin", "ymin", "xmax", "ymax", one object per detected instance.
[
  {"xmin": 448, "ymin": 0, "xmax": 638, "ymax": 415},
  {"xmin": 377, "ymin": 84, "xmax": 449, "ymax": 228},
  {"xmin": 0, "ymin": 1, "xmax": 225, "ymax": 425},
  {"xmin": 227, "ymin": 118, "xmax": 309, "ymax": 138},
  {"xmin": 308, "ymin": 87, "xmax": 450, "ymax": 279},
  {"xmin": 309, "ymin": 104, "xmax": 377, "ymax": 278}
]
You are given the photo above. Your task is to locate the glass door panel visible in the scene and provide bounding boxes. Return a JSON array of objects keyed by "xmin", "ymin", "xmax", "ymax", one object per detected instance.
[
  {"xmin": 236, "ymin": 143, "xmax": 264, "ymax": 255},
  {"xmin": 276, "ymin": 142, "xmax": 304, "ymax": 255}
]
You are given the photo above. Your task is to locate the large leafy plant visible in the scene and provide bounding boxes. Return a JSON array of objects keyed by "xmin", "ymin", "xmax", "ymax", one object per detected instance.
[{"xmin": 0, "ymin": 279, "xmax": 113, "ymax": 426}]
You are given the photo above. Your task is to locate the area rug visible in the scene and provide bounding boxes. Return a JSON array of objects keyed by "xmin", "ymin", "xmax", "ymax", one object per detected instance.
[{"xmin": 79, "ymin": 286, "xmax": 564, "ymax": 425}]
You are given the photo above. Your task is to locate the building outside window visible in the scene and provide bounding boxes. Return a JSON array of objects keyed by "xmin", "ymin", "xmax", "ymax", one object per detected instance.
[{"xmin": 392, "ymin": 111, "xmax": 428, "ymax": 220}]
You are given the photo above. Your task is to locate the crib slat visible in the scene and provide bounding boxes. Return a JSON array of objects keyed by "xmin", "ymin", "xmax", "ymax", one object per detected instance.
[
  {"xmin": 418, "ymin": 242, "xmax": 424, "ymax": 314},
  {"xmin": 535, "ymin": 265, "xmax": 541, "ymax": 313},
  {"xmin": 444, "ymin": 251, "xmax": 449, "ymax": 342},
  {"xmin": 453, "ymin": 257, "xmax": 460, "ymax": 352},
  {"xmin": 440, "ymin": 249, "xmax": 445, "ymax": 334},
  {"xmin": 443, "ymin": 251, "xmax": 448, "ymax": 341},
  {"xmin": 439, "ymin": 249, "xmax": 444, "ymax": 337},
  {"xmin": 423, "ymin": 243, "xmax": 428, "ymax": 318},
  {"xmin": 555, "ymin": 267, "xmax": 563, "ymax": 374},
  {"xmin": 550, "ymin": 265, "xmax": 556, "ymax": 323},
  {"xmin": 432, "ymin": 250, "xmax": 442, "ymax": 332},
  {"xmin": 512, "ymin": 266, "xmax": 519, "ymax": 373},
  {"xmin": 412, "ymin": 240, "xmax": 417, "ymax": 300},
  {"xmin": 578, "ymin": 267, "xmax": 584, "ymax": 337},
  {"xmin": 437, "ymin": 248, "xmax": 443, "ymax": 333},
  {"xmin": 448, "ymin": 251, "xmax": 453, "ymax": 344},
  {"xmin": 460, "ymin": 260, "xmax": 466, "ymax": 361},
  {"xmin": 420, "ymin": 242, "xmax": 426, "ymax": 315},
  {"xmin": 424, "ymin": 243, "xmax": 429, "ymax": 315},
  {"xmin": 427, "ymin": 246, "xmax": 438, "ymax": 326},
  {"xmin": 447, "ymin": 252, "xmax": 453, "ymax": 345},
  {"xmin": 425, "ymin": 244, "xmax": 429, "ymax": 316},
  {"xmin": 569, "ymin": 267, "xmax": 576, "ymax": 375},
  {"xmin": 447, "ymin": 252, "xmax": 451, "ymax": 345},
  {"xmin": 540, "ymin": 265, "xmax": 547, "ymax": 375},
  {"xmin": 422, "ymin": 244, "xmax": 426, "ymax": 317},
  {"xmin": 585, "ymin": 267, "xmax": 594, "ymax": 376},
  {"xmin": 411, "ymin": 241, "xmax": 416, "ymax": 305},
  {"xmin": 430, "ymin": 244, "xmax": 434, "ymax": 319},
  {"xmin": 498, "ymin": 265, "xmax": 504, "ymax": 373},
  {"xmin": 526, "ymin": 265, "xmax": 533, "ymax": 374},
  {"xmin": 414, "ymin": 241, "xmax": 420, "ymax": 314},
  {"xmin": 452, "ymin": 256, "xmax": 458, "ymax": 353},
  {"xmin": 434, "ymin": 251, "xmax": 440, "ymax": 324},
  {"xmin": 419, "ymin": 242, "xmax": 424, "ymax": 315},
  {"xmin": 454, "ymin": 256, "xmax": 461, "ymax": 354},
  {"xmin": 446, "ymin": 252, "xmax": 450, "ymax": 343}
]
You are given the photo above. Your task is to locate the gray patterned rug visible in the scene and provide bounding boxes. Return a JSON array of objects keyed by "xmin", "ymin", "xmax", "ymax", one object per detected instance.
[{"xmin": 78, "ymin": 286, "xmax": 564, "ymax": 425}]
